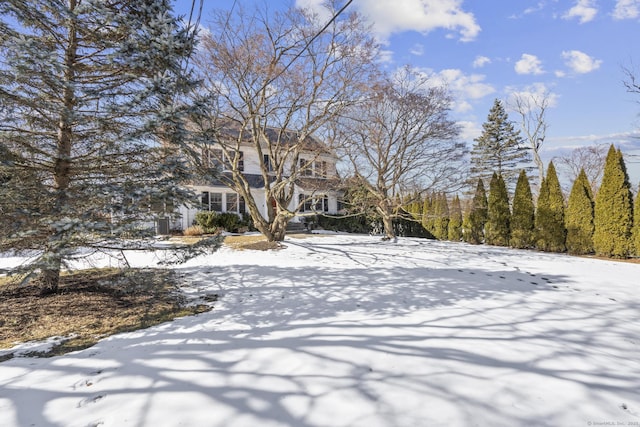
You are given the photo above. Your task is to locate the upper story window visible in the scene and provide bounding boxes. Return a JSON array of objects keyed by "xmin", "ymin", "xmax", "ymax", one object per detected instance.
[
  {"xmin": 263, "ymin": 154, "xmax": 274, "ymax": 172},
  {"xmin": 203, "ymin": 148, "xmax": 243, "ymax": 172},
  {"xmin": 299, "ymin": 158, "xmax": 329, "ymax": 178}
]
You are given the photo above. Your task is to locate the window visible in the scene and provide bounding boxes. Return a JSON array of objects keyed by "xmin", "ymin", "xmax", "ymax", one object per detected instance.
[
  {"xmin": 236, "ymin": 151, "xmax": 244, "ymax": 172},
  {"xmin": 201, "ymin": 191, "xmax": 222, "ymax": 211},
  {"xmin": 210, "ymin": 192, "xmax": 222, "ymax": 212},
  {"xmin": 299, "ymin": 194, "xmax": 313, "ymax": 212},
  {"xmin": 300, "ymin": 158, "xmax": 313, "ymax": 176},
  {"xmin": 226, "ymin": 193, "xmax": 238, "ymax": 213},
  {"xmin": 239, "ymin": 196, "xmax": 246, "ymax": 214},
  {"xmin": 263, "ymin": 154, "xmax": 274, "ymax": 172},
  {"xmin": 201, "ymin": 191, "xmax": 210, "ymax": 210},
  {"xmin": 316, "ymin": 161, "xmax": 327, "ymax": 178},
  {"xmin": 202, "ymin": 148, "xmax": 223, "ymax": 169},
  {"xmin": 299, "ymin": 194, "xmax": 328, "ymax": 212}
]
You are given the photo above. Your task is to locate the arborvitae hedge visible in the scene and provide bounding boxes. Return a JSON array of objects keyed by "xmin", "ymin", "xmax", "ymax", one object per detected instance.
[
  {"xmin": 634, "ymin": 185, "xmax": 640, "ymax": 256},
  {"xmin": 465, "ymin": 179, "xmax": 488, "ymax": 244},
  {"xmin": 485, "ymin": 172, "xmax": 510, "ymax": 246},
  {"xmin": 565, "ymin": 169, "xmax": 594, "ymax": 255},
  {"xmin": 593, "ymin": 145, "xmax": 633, "ymax": 258},
  {"xmin": 510, "ymin": 170, "xmax": 535, "ymax": 248},
  {"xmin": 448, "ymin": 194, "xmax": 463, "ymax": 241},
  {"xmin": 433, "ymin": 193, "xmax": 450, "ymax": 240},
  {"xmin": 421, "ymin": 194, "xmax": 435, "ymax": 236},
  {"xmin": 535, "ymin": 161, "xmax": 566, "ymax": 252}
]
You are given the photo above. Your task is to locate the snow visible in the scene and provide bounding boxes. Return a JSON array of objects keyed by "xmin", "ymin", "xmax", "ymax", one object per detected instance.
[{"xmin": 1, "ymin": 234, "xmax": 639, "ymax": 427}]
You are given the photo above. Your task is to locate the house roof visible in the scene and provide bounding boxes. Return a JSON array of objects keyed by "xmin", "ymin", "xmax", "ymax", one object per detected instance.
[
  {"xmin": 211, "ymin": 123, "xmax": 334, "ymax": 156},
  {"xmin": 191, "ymin": 172, "xmax": 271, "ymax": 189}
]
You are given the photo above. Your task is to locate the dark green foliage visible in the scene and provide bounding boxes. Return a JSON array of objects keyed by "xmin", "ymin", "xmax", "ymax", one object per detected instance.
[
  {"xmin": 633, "ymin": 186, "xmax": 640, "ymax": 256},
  {"xmin": 432, "ymin": 193, "xmax": 450, "ymax": 240},
  {"xmin": 510, "ymin": 170, "xmax": 535, "ymax": 248},
  {"xmin": 465, "ymin": 179, "xmax": 488, "ymax": 244},
  {"xmin": 421, "ymin": 195, "xmax": 435, "ymax": 236},
  {"xmin": 470, "ymin": 99, "xmax": 531, "ymax": 189},
  {"xmin": 316, "ymin": 214, "xmax": 370, "ymax": 234},
  {"xmin": 565, "ymin": 169, "xmax": 594, "ymax": 254},
  {"xmin": 195, "ymin": 211, "xmax": 252, "ymax": 233},
  {"xmin": 485, "ymin": 173, "xmax": 510, "ymax": 246},
  {"xmin": 0, "ymin": 0, "xmax": 216, "ymax": 292},
  {"xmin": 448, "ymin": 195, "xmax": 463, "ymax": 241},
  {"xmin": 535, "ymin": 162, "xmax": 566, "ymax": 252},
  {"xmin": 315, "ymin": 213, "xmax": 434, "ymax": 238},
  {"xmin": 593, "ymin": 145, "xmax": 633, "ymax": 258}
]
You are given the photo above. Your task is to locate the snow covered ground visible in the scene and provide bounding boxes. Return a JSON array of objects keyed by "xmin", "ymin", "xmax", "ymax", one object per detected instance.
[{"xmin": 1, "ymin": 234, "xmax": 639, "ymax": 427}]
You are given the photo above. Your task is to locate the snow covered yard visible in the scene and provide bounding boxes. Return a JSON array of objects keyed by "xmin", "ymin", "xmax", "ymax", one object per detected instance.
[{"xmin": 0, "ymin": 234, "xmax": 639, "ymax": 427}]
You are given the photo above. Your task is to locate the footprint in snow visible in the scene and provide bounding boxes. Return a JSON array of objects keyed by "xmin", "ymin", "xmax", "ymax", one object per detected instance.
[{"xmin": 77, "ymin": 394, "xmax": 105, "ymax": 408}]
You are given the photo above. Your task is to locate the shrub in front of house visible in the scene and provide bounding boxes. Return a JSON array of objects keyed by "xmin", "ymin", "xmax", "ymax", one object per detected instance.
[{"xmin": 195, "ymin": 211, "xmax": 245, "ymax": 233}]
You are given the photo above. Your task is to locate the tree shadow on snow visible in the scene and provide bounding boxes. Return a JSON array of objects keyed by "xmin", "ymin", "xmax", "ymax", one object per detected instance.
[{"xmin": 1, "ymin": 242, "xmax": 639, "ymax": 427}]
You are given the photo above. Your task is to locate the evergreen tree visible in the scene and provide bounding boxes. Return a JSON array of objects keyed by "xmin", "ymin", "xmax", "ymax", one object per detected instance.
[
  {"xmin": 433, "ymin": 193, "xmax": 450, "ymax": 240},
  {"xmin": 0, "ymin": 1, "xmax": 220, "ymax": 293},
  {"xmin": 593, "ymin": 145, "xmax": 633, "ymax": 258},
  {"xmin": 633, "ymin": 185, "xmax": 640, "ymax": 256},
  {"xmin": 535, "ymin": 162, "xmax": 566, "ymax": 252},
  {"xmin": 485, "ymin": 172, "xmax": 511, "ymax": 246},
  {"xmin": 470, "ymin": 99, "xmax": 531, "ymax": 189},
  {"xmin": 466, "ymin": 179, "xmax": 488, "ymax": 244},
  {"xmin": 448, "ymin": 195, "xmax": 463, "ymax": 241},
  {"xmin": 510, "ymin": 170, "xmax": 535, "ymax": 248},
  {"xmin": 565, "ymin": 169, "xmax": 594, "ymax": 254},
  {"xmin": 422, "ymin": 194, "xmax": 436, "ymax": 236}
]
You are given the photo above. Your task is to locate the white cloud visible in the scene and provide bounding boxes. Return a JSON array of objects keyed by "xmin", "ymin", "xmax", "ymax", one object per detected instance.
[
  {"xmin": 562, "ymin": 50, "xmax": 602, "ymax": 74},
  {"xmin": 423, "ymin": 68, "xmax": 495, "ymax": 113},
  {"xmin": 563, "ymin": 0, "xmax": 598, "ymax": 23},
  {"xmin": 318, "ymin": 0, "xmax": 481, "ymax": 42},
  {"xmin": 505, "ymin": 83, "xmax": 559, "ymax": 112},
  {"xmin": 515, "ymin": 54, "xmax": 545, "ymax": 75},
  {"xmin": 410, "ymin": 43, "xmax": 424, "ymax": 56},
  {"xmin": 510, "ymin": 2, "xmax": 547, "ymax": 19},
  {"xmin": 472, "ymin": 55, "xmax": 491, "ymax": 68},
  {"xmin": 554, "ymin": 70, "xmax": 567, "ymax": 78},
  {"xmin": 457, "ymin": 120, "xmax": 483, "ymax": 140},
  {"xmin": 613, "ymin": 0, "xmax": 640, "ymax": 19},
  {"xmin": 378, "ymin": 49, "xmax": 395, "ymax": 64}
]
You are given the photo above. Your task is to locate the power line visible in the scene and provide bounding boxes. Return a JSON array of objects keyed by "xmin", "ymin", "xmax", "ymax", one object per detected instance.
[{"xmin": 260, "ymin": 0, "xmax": 354, "ymax": 92}]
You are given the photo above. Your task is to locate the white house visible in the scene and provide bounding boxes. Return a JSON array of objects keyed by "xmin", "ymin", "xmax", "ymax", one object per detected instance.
[{"xmin": 175, "ymin": 127, "xmax": 343, "ymax": 231}]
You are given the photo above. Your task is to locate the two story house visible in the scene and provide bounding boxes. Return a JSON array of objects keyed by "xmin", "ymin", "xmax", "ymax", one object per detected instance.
[{"xmin": 175, "ymin": 126, "xmax": 343, "ymax": 231}]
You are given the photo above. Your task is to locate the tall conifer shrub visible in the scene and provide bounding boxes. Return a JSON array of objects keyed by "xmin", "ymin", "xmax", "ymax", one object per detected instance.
[
  {"xmin": 633, "ymin": 186, "xmax": 640, "ymax": 256},
  {"xmin": 510, "ymin": 170, "xmax": 535, "ymax": 248},
  {"xmin": 448, "ymin": 195, "xmax": 463, "ymax": 241},
  {"xmin": 593, "ymin": 146, "xmax": 633, "ymax": 257},
  {"xmin": 535, "ymin": 162, "xmax": 566, "ymax": 252},
  {"xmin": 565, "ymin": 169, "xmax": 594, "ymax": 254},
  {"xmin": 485, "ymin": 172, "xmax": 510, "ymax": 246},
  {"xmin": 465, "ymin": 179, "xmax": 488, "ymax": 244}
]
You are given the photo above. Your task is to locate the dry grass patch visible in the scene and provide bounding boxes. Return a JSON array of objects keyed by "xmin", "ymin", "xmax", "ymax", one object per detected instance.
[
  {"xmin": 0, "ymin": 268, "xmax": 212, "ymax": 360},
  {"xmin": 223, "ymin": 232, "xmax": 329, "ymax": 251},
  {"xmin": 223, "ymin": 234, "xmax": 283, "ymax": 251}
]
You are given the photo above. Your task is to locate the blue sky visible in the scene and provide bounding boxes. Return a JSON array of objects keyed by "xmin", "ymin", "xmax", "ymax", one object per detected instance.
[{"xmin": 174, "ymin": 0, "xmax": 640, "ymax": 184}]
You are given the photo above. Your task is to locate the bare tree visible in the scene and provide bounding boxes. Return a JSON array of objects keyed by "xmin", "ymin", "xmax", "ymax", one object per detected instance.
[
  {"xmin": 191, "ymin": 1, "xmax": 377, "ymax": 242},
  {"xmin": 333, "ymin": 68, "xmax": 464, "ymax": 240},
  {"xmin": 554, "ymin": 144, "xmax": 608, "ymax": 194},
  {"xmin": 510, "ymin": 90, "xmax": 551, "ymax": 186}
]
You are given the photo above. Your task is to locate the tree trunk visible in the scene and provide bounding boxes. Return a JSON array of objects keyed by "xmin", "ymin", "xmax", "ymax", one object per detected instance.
[
  {"xmin": 40, "ymin": 1, "xmax": 77, "ymax": 294},
  {"xmin": 40, "ymin": 262, "xmax": 61, "ymax": 295},
  {"xmin": 377, "ymin": 203, "xmax": 395, "ymax": 240}
]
